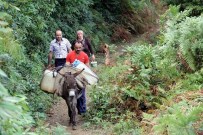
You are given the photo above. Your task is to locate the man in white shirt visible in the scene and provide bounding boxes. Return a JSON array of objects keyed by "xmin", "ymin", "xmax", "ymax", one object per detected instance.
[{"xmin": 47, "ymin": 30, "xmax": 72, "ymax": 68}]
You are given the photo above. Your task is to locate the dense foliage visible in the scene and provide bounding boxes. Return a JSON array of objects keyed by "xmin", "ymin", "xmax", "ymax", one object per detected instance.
[
  {"xmin": 0, "ymin": 12, "xmax": 34, "ymax": 133},
  {"xmin": 164, "ymin": 0, "xmax": 203, "ymax": 16},
  {"xmin": 1, "ymin": 0, "xmax": 203, "ymax": 134},
  {"xmin": 0, "ymin": 0, "xmax": 158, "ymax": 134},
  {"xmin": 0, "ymin": 0, "xmax": 158, "ymax": 113},
  {"xmin": 87, "ymin": 6, "xmax": 203, "ymax": 134}
]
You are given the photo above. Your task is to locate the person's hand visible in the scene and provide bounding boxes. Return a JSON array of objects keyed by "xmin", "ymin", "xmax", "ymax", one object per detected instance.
[
  {"xmin": 46, "ymin": 64, "xmax": 52, "ymax": 69},
  {"xmin": 91, "ymin": 54, "xmax": 95, "ymax": 61},
  {"xmin": 65, "ymin": 62, "xmax": 71, "ymax": 67}
]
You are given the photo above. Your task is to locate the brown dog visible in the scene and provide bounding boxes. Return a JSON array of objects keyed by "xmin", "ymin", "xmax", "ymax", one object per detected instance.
[{"xmin": 102, "ymin": 43, "xmax": 110, "ymax": 66}]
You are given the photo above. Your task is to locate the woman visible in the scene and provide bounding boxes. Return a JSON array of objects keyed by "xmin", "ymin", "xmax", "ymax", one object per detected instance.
[{"xmin": 71, "ymin": 30, "xmax": 95, "ymax": 61}]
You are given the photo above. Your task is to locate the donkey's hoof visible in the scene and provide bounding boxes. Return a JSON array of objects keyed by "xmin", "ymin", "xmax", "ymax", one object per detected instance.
[{"xmin": 72, "ymin": 125, "xmax": 77, "ymax": 130}]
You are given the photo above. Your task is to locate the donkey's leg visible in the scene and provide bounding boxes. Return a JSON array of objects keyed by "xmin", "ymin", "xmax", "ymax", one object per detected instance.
[
  {"xmin": 70, "ymin": 96, "xmax": 77, "ymax": 130},
  {"xmin": 67, "ymin": 96, "xmax": 77, "ymax": 130},
  {"xmin": 68, "ymin": 104, "xmax": 73, "ymax": 125},
  {"xmin": 72, "ymin": 96, "xmax": 77, "ymax": 125},
  {"xmin": 62, "ymin": 96, "xmax": 72, "ymax": 123},
  {"xmin": 65, "ymin": 99, "xmax": 73, "ymax": 126}
]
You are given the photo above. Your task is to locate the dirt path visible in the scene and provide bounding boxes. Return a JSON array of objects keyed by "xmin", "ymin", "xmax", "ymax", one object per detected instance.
[
  {"xmin": 45, "ymin": 51, "xmax": 107, "ymax": 134},
  {"xmin": 46, "ymin": 98, "xmax": 105, "ymax": 135},
  {"xmin": 45, "ymin": 58, "xmax": 107, "ymax": 134}
]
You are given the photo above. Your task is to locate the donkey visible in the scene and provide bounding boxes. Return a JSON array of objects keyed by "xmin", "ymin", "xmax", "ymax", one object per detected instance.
[{"xmin": 58, "ymin": 69, "xmax": 85, "ymax": 130}]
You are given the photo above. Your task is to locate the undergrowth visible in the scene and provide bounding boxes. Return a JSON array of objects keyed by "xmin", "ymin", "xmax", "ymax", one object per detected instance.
[{"xmin": 87, "ymin": 6, "xmax": 203, "ymax": 135}]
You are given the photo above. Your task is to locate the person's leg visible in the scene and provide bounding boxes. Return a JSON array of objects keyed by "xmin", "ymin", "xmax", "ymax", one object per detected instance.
[{"xmin": 77, "ymin": 88, "xmax": 86, "ymax": 114}]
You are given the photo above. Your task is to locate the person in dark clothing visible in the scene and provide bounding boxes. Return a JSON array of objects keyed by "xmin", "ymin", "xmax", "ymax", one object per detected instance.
[{"xmin": 71, "ymin": 30, "xmax": 95, "ymax": 61}]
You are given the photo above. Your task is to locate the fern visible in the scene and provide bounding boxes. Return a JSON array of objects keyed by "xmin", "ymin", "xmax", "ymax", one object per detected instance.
[
  {"xmin": 178, "ymin": 16, "xmax": 203, "ymax": 71},
  {"xmin": 161, "ymin": 7, "xmax": 203, "ymax": 72},
  {"xmin": 153, "ymin": 101, "xmax": 203, "ymax": 135}
]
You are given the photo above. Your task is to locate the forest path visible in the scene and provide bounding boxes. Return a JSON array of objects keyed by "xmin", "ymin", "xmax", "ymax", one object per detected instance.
[
  {"xmin": 46, "ymin": 98, "xmax": 104, "ymax": 135},
  {"xmin": 45, "ymin": 24, "xmax": 160, "ymax": 135}
]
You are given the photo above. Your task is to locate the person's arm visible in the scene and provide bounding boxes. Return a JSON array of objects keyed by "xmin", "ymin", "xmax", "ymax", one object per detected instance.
[
  {"xmin": 71, "ymin": 40, "xmax": 76, "ymax": 50},
  {"xmin": 65, "ymin": 61, "xmax": 71, "ymax": 66},
  {"xmin": 47, "ymin": 51, "xmax": 53, "ymax": 68},
  {"xmin": 84, "ymin": 53, "xmax": 90, "ymax": 67},
  {"xmin": 47, "ymin": 42, "xmax": 54, "ymax": 69},
  {"xmin": 65, "ymin": 53, "xmax": 71, "ymax": 66},
  {"xmin": 91, "ymin": 54, "xmax": 95, "ymax": 61},
  {"xmin": 86, "ymin": 38, "xmax": 95, "ymax": 61},
  {"xmin": 68, "ymin": 48, "xmax": 72, "ymax": 53},
  {"xmin": 66, "ymin": 39, "xmax": 72, "ymax": 53}
]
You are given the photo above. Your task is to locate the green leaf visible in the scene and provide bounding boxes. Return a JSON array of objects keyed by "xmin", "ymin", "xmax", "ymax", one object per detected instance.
[
  {"xmin": 0, "ymin": 102, "xmax": 21, "ymax": 112},
  {"xmin": 0, "ymin": 83, "xmax": 8, "ymax": 96},
  {"xmin": 3, "ymin": 96, "xmax": 21, "ymax": 103},
  {"xmin": 0, "ymin": 21, "xmax": 8, "ymax": 27},
  {"xmin": 9, "ymin": 4, "xmax": 20, "ymax": 11},
  {"xmin": 0, "ymin": 27, "xmax": 13, "ymax": 33},
  {"xmin": 0, "ymin": 108, "xmax": 12, "ymax": 118},
  {"xmin": 0, "ymin": 69, "xmax": 8, "ymax": 78}
]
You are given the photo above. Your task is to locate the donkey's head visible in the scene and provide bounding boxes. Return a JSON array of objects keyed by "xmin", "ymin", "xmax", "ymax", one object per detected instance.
[
  {"xmin": 63, "ymin": 72, "xmax": 77, "ymax": 88},
  {"xmin": 61, "ymin": 69, "xmax": 84, "ymax": 97}
]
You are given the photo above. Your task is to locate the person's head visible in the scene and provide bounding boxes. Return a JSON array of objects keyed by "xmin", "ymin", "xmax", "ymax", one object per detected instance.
[
  {"xmin": 76, "ymin": 30, "xmax": 84, "ymax": 40},
  {"xmin": 74, "ymin": 41, "xmax": 83, "ymax": 54},
  {"xmin": 55, "ymin": 30, "xmax": 62, "ymax": 41}
]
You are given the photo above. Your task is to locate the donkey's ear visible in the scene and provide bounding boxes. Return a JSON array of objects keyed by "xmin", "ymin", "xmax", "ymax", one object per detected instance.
[{"xmin": 73, "ymin": 68, "xmax": 85, "ymax": 77}]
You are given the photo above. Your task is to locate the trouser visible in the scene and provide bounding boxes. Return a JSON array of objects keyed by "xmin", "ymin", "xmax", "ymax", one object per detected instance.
[
  {"xmin": 55, "ymin": 58, "xmax": 66, "ymax": 67},
  {"xmin": 77, "ymin": 88, "xmax": 86, "ymax": 114}
]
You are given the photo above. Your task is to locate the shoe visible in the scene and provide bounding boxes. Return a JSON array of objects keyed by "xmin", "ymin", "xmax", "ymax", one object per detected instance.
[
  {"xmin": 72, "ymin": 125, "xmax": 77, "ymax": 130},
  {"xmin": 81, "ymin": 113, "xmax": 86, "ymax": 117},
  {"xmin": 78, "ymin": 112, "xmax": 86, "ymax": 117},
  {"xmin": 78, "ymin": 111, "xmax": 86, "ymax": 115}
]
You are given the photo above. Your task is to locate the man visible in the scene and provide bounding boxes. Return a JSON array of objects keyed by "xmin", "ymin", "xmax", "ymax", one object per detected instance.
[
  {"xmin": 72, "ymin": 30, "xmax": 95, "ymax": 61},
  {"xmin": 66, "ymin": 41, "xmax": 89, "ymax": 115},
  {"xmin": 47, "ymin": 30, "xmax": 72, "ymax": 68}
]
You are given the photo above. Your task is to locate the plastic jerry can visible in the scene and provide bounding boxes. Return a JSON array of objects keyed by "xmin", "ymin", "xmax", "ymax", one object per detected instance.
[{"xmin": 40, "ymin": 69, "xmax": 57, "ymax": 93}]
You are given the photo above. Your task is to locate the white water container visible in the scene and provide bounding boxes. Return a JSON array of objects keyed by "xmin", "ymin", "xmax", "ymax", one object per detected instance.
[
  {"xmin": 59, "ymin": 60, "xmax": 99, "ymax": 85},
  {"xmin": 91, "ymin": 61, "xmax": 98, "ymax": 67},
  {"xmin": 72, "ymin": 60, "xmax": 99, "ymax": 85},
  {"xmin": 40, "ymin": 69, "xmax": 57, "ymax": 93}
]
